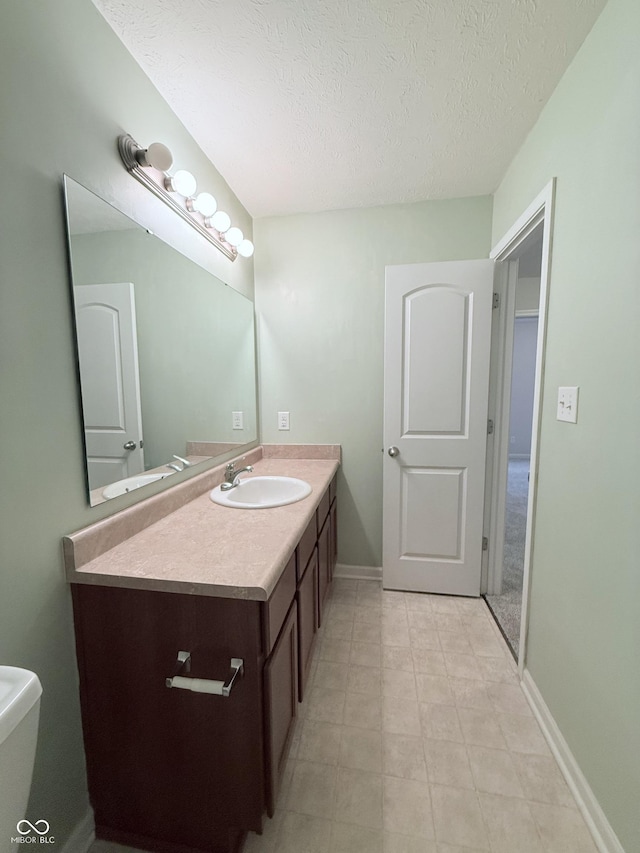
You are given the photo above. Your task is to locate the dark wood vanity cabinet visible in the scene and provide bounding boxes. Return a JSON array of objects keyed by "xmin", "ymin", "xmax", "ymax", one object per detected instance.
[
  {"xmin": 71, "ymin": 476, "xmax": 337, "ymax": 853},
  {"xmin": 72, "ymin": 585, "xmax": 265, "ymax": 853}
]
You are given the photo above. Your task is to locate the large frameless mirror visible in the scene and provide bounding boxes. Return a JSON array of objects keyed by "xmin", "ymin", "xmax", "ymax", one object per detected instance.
[{"xmin": 63, "ymin": 176, "xmax": 257, "ymax": 506}]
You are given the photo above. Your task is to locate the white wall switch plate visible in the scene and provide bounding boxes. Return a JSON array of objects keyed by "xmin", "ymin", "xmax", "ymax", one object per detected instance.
[
  {"xmin": 557, "ymin": 386, "xmax": 579, "ymax": 423},
  {"xmin": 232, "ymin": 411, "xmax": 244, "ymax": 430},
  {"xmin": 278, "ymin": 411, "xmax": 290, "ymax": 430}
]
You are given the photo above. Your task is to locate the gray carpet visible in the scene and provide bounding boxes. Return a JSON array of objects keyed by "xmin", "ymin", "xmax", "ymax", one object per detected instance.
[{"xmin": 485, "ymin": 458, "xmax": 529, "ymax": 658}]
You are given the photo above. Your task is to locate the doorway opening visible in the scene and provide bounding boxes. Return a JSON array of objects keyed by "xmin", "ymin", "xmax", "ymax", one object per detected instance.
[
  {"xmin": 381, "ymin": 181, "xmax": 554, "ymax": 675},
  {"xmin": 482, "ymin": 180, "xmax": 555, "ymax": 672},
  {"xmin": 485, "ymin": 236, "xmax": 542, "ymax": 657}
]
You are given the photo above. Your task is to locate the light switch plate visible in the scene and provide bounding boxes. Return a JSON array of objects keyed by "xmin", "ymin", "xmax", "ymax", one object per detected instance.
[
  {"xmin": 232, "ymin": 411, "xmax": 243, "ymax": 430},
  {"xmin": 557, "ymin": 386, "xmax": 579, "ymax": 423},
  {"xmin": 278, "ymin": 411, "xmax": 290, "ymax": 430}
]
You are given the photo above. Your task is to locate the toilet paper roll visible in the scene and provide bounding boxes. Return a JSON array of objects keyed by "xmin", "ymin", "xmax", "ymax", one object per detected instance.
[{"xmin": 167, "ymin": 675, "xmax": 224, "ymax": 695}]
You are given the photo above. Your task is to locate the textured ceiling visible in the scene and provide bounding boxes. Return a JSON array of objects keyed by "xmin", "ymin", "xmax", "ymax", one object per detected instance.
[{"xmin": 94, "ymin": 0, "xmax": 606, "ymax": 218}]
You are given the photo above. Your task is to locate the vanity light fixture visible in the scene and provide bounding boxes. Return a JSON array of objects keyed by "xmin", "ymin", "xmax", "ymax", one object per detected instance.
[
  {"xmin": 118, "ymin": 134, "xmax": 254, "ymax": 262},
  {"xmin": 225, "ymin": 226, "xmax": 244, "ymax": 247},
  {"xmin": 165, "ymin": 169, "xmax": 197, "ymax": 197},
  {"xmin": 191, "ymin": 192, "xmax": 217, "ymax": 217},
  {"xmin": 135, "ymin": 141, "xmax": 173, "ymax": 170},
  {"xmin": 237, "ymin": 239, "xmax": 255, "ymax": 258},
  {"xmin": 207, "ymin": 209, "xmax": 231, "ymax": 233}
]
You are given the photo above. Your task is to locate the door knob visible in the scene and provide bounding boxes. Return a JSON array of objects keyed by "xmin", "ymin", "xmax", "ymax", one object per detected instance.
[
  {"xmin": 388, "ymin": 446, "xmax": 400, "ymax": 458},
  {"xmin": 123, "ymin": 440, "xmax": 137, "ymax": 450}
]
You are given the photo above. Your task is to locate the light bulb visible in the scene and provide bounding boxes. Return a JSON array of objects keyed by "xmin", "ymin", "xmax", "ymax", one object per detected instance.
[
  {"xmin": 137, "ymin": 141, "xmax": 173, "ymax": 171},
  {"xmin": 210, "ymin": 210, "xmax": 231, "ymax": 233},
  {"xmin": 225, "ymin": 226, "xmax": 243, "ymax": 247},
  {"xmin": 237, "ymin": 239, "xmax": 255, "ymax": 258},
  {"xmin": 166, "ymin": 169, "xmax": 197, "ymax": 197},
  {"xmin": 192, "ymin": 192, "xmax": 217, "ymax": 217}
]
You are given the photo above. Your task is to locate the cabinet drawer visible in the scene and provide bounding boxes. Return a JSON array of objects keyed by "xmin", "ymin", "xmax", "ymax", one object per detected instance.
[
  {"xmin": 296, "ymin": 516, "xmax": 317, "ymax": 582},
  {"xmin": 263, "ymin": 553, "xmax": 296, "ymax": 655},
  {"xmin": 316, "ymin": 488, "xmax": 331, "ymax": 534}
]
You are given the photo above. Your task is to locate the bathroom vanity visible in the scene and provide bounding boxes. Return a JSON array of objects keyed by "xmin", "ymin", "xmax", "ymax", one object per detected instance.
[{"xmin": 64, "ymin": 448, "xmax": 339, "ymax": 853}]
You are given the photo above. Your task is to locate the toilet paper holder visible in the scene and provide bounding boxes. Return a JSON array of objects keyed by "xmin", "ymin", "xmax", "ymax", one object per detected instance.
[{"xmin": 165, "ymin": 651, "xmax": 244, "ymax": 697}]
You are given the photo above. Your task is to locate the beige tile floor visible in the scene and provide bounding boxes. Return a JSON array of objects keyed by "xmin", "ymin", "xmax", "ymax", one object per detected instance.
[{"xmin": 90, "ymin": 579, "xmax": 598, "ymax": 853}]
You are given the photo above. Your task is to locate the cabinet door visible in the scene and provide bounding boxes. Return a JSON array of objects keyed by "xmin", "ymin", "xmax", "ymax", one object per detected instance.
[
  {"xmin": 330, "ymin": 499, "xmax": 338, "ymax": 576},
  {"xmin": 72, "ymin": 585, "xmax": 264, "ymax": 851},
  {"xmin": 317, "ymin": 515, "xmax": 331, "ymax": 626},
  {"xmin": 297, "ymin": 549, "xmax": 318, "ymax": 702},
  {"xmin": 264, "ymin": 601, "xmax": 298, "ymax": 817}
]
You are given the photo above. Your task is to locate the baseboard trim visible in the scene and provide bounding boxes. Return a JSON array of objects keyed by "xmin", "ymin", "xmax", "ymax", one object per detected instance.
[
  {"xmin": 334, "ymin": 563, "xmax": 382, "ymax": 581},
  {"xmin": 521, "ymin": 669, "xmax": 624, "ymax": 853},
  {"xmin": 60, "ymin": 807, "xmax": 94, "ymax": 853}
]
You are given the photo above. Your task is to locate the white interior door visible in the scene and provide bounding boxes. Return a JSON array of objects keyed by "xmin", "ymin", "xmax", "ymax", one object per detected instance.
[
  {"xmin": 383, "ymin": 260, "xmax": 494, "ymax": 596},
  {"xmin": 74, "ymin": 282, "xmax": 144, "ymax": 490}
]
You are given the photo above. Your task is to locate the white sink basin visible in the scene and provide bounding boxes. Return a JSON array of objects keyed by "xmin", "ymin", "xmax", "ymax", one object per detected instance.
[
  {"xmin": 0, "ymin": 667, "xmax": 42, "ymax": 745},
  {"xmin": 102, "ymin": 471, "xmax": 174, "ymax": 500},
  {"xmin": 210, "ymin": 476, "xmax": 312, "ymax": 509}
]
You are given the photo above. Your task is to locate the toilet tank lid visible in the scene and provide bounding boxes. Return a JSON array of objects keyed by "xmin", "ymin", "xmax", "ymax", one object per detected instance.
[{"xmin": 0, "ymin": 667, "xmax": 42, "ymax": 745}]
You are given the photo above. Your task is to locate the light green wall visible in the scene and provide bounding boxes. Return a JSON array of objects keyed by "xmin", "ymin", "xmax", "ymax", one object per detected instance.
[
  {"xmin": 254, "ymin": 198, "xmax": 493, "ymax": 567},
  {"xmin": 0, "ymin": 0, "xmax": 252, "ymax": 845},
  {"xmin": 492, "ymin": 0, "xmax": 640, "ymax": 847}
]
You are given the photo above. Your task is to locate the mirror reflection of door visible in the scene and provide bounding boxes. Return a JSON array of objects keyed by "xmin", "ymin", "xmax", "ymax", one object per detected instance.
[{"xmin": 74, "ymin": 282, "xmax": 145, "ymax": 490}]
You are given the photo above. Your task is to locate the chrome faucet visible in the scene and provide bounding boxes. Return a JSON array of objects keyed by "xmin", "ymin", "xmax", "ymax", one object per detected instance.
[
  {"xmin": 166, "ymin": 454, "xmax": 191, "ymax": 473},
  {"xmin": 220, "ymin": 458, "xmax": 253, "ymax": 490}
]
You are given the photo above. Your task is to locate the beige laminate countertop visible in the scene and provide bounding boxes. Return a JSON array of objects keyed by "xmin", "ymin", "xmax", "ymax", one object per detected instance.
[{"xmin": 64, "ymin": 456, "xmax": 339, "ymax": 601}]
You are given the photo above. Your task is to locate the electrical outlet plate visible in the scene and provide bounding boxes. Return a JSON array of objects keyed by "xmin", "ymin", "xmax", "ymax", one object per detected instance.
[
  {"xmin": 232, "ymin": 411, "xmax": 243, "ymax": 430},
  {"xmin": 557, "ymin": 387, "xmax": 579, "ymax": 423},
  {"xmin": 278, "ymin": 411, "xmax": 290, "ymax": 430}
]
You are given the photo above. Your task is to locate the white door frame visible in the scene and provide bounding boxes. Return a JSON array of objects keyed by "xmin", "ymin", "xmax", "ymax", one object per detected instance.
[{"xmin": 486, "ymin": 179, "xmax": 555, "ymax": 674}]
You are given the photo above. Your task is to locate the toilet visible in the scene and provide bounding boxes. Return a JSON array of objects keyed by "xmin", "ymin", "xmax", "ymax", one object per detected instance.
[{"xmin": 0, "ymin": 667, "xmax": 42, "ymax": 852}]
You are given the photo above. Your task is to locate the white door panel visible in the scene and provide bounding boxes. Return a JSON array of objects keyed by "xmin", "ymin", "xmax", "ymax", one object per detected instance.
[
  {"xmin": 403, "ymin": 286, "xmax": 469, "ymax": 434},
  {"xmin": 383, "ymin": 260, "xmax": 494, "ymax": 596},
  {"xmin": 401, "ymin": 466, "xmax": 465, "ymax": 559}
]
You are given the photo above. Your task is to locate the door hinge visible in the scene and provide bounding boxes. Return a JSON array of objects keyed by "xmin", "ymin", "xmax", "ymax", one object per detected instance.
[
  {"xmin": 487, "ymin": 419, "xmax": 494, "ymax": 435},
  {"xmin": 492, "ymin": 292, "xmax": 500, "ymax": 309},
  {"xmin": 482, "ymin": 536, "xmax": 489, "ymax": 552}
]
